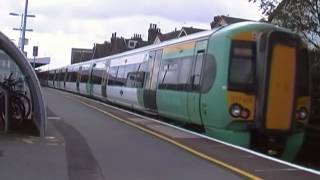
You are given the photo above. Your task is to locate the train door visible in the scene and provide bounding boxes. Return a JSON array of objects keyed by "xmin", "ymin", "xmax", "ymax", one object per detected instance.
[
  {"xmin": 64, "ymin": 68, "xmax": 68, "ymax": 89},
  {"xmin": 53, "ymin": 70, "xmax": 56, "ymax": 88},
  {"xmin": 101, "ymin": 61, "xmax": 109, "ymax": 98},
  {"xmin": 187, "ymin": 40, "xmax": 207, "ymax": 125},
  {"xmin": 157, "ymin": 42, "xmax": 195, "ymax": 122},
  {"xmin": 86, "ymin": 63, "xmax": 95, "ymax": 96},
  {"xmin": 76, "ymin": 66, "xmax": 82, "ymax": 92},
  {"xmin": 78, "ymin": 64, "xmax": 90, "ymax": 95},
  {"xmin": 255, "ymin": 31, "xmax": 302, "ymax": 131},
  {"xmin": 143, "ymin": 50, "xmax": 162, "ymax": 111}
]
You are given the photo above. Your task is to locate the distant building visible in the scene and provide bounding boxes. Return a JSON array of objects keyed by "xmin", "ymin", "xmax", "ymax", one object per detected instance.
[
  {"xmin": 91, "ymin": 33, "xmax": 150, "ymax": 59},
  {"xmin": 148, "ymin": 23, "xmax": 206, "ymax": 44},
  {"xmin": 72, "ymin": 15, "xmax": 253, "ymax": 62},
  {"xmin": 71, "ymin": 48, "xmax": 93, "ymax": 64}
]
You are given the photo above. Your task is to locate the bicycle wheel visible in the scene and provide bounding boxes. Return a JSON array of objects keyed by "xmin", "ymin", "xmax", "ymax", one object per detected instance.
[
  {"xmin": 10, "ymin": 97, "xmax": 25, "ymax": 128},
  {"xmin": 15, "ymin": 93, "xmax": 31, "ymax": 118}
]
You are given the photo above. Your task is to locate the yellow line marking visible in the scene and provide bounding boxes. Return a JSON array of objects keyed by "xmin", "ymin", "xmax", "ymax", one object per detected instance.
[{"xmin": 55, "ymin": 91, "xmax": 262, "ymax": 180}]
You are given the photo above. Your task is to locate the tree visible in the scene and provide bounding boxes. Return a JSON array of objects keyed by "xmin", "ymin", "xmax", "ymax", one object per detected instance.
[{"xmin": 249, "ymin": 0, "xmax": 320, "ymax": 49}]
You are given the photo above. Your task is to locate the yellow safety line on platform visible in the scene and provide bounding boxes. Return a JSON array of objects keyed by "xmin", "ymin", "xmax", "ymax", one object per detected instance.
[{"xmin": 56, "ymin": 90, "xmax": 261, "ymax": 180}]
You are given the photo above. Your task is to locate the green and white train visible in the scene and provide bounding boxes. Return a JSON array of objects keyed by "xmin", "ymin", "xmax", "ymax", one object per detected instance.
[{"xmin": 38, "ymin": 22, "xmax": 311, "ymax": 160}]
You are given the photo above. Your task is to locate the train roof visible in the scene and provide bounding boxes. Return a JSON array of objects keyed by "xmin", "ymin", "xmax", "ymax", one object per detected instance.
[{"xmin": 48, "ymin": 21, "xmax": 278, "ymax": 71}]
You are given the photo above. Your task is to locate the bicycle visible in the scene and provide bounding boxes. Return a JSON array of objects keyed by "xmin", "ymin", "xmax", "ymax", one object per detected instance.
[{"xmin": 0, "ymin": 73, "xmax": 31, "ymax": 130}]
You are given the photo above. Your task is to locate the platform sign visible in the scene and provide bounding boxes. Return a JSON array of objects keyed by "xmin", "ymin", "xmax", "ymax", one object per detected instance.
[{"xmin": 33, "ymin": 46, "xmax": 38, "ymax": 57}]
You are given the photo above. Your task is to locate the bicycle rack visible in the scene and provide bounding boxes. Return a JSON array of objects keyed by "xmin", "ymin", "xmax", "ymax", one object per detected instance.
[
  {"xmin": 0, "ymin": 86, "xmax": 9, "ymax": 132},
  {"xmin": 0, "ymin": 32, "xmax": 47, "ymax": 136}
]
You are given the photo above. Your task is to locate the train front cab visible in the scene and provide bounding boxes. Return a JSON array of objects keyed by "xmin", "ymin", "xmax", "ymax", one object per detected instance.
[
  {"xmin": 203, "ymin": 25, "xmax": 310, "ymax": 161},
  {"xmin": 252, "ymin": 31, "xmax": 310, "ymax": 160},
  {"xmin": 228, "ymin": 31, "xmax": 310, "ymax": 160}
]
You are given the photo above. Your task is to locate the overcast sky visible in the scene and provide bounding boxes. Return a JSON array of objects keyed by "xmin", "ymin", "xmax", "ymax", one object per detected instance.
[{"xmin": 0, "ymin": 0, "xmax": 262, "ymax": 69}]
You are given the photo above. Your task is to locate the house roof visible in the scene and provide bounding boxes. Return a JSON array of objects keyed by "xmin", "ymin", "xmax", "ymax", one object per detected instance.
[
  {"xmin": 156, "ymin": 27, "xmax": 207, "ymax": 42},
  {"xmin": 182, "ymin": 27, "xmax": 206, "ymax": 34},
  {"xmin": 158, "ymin": 30, "xmax": 180, "ymax": 41}
]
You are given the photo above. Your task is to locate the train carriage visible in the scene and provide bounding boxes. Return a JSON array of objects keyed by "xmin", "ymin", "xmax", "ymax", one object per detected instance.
[{"xmin": 40, "ymin": 22, "xmax": 310, "ymax": 160}]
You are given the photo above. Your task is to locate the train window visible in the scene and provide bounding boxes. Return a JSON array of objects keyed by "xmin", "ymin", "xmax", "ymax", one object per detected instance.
[
  {"xmin": 126, "ymin": 72, "xmax": 136, "ymax": 87},
  {"xmin": 69, "ymin": 67, "xmax": 78, "ymax": 82},
  {"xmin": 53, "ymin": 72, "xmax": 56, "ymax": 82},
  {"xmin": 124, "ymin": 64, "xmax": 139, "ymax": 80},
  {"xmin": 67, "ymin": 69, "xmax": 72, "ymax": 82},
  {"xmin": 124, "ymin": 63, "xmax": 141, "ymax": 88},
  {"xmin": 51, "ymin": 72, "xmax": 55, "ymax": 81},
  {"xmin": 158, "ymin": 56, "xmax": 192, "ymax": 91},
  {"xmin": 200, "ymin": 53, "xmax": 217, "ymax": 93},
  {"xmin": 125, "ymin": 71, "xmax": 145, "ymax": 88},
  {"xmin": 158, "ymin": 61, "xmax": 179, "ymax": 90},
  {"xmin": 115, "ymin": 66, "xmax": 126, "ymax": 86},
  {"xmin": 192, "ymin": 51, "xmax": 205, "ymax": 91},
  {"xmin": 228, "ymin": 41, "xmax": 256, "ymax": 92},
  {"xmin": 63, "ymin": 69, "xmax": 67, "ymax": 82},
  {"xmin": 80, "ymin": 66, "xmax": 90, "ymax": 83},
  {"xmin": 107, "ymin": 66, "xmax": 119, "ymax": 86},
  {"xmin": 57, "ymin": 71, "xmax": 62, "ymax": 81},
  {"xmin": 178, "ymin": 56, "xmax": 193, "ymax": 90},
  {"xmin": 138, "ymin": 61, "xmax": 148, "ymax": 73},
  {"xmin": 92, "ymin": 62, "xmax": 106, "ymax": 84},
  {"xmin": 64, "ymin": 69, "xmax": 69, "ymax": 82}
]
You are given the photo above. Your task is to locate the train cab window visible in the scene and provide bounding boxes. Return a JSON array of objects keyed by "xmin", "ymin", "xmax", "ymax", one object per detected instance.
[{"xmin": 228, "ymin": 41, "xmax": 256, "ymax": 92}]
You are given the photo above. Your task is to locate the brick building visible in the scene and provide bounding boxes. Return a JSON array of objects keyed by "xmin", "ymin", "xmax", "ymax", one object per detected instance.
[{"xmin": 71, "ymin": 15, "xmax": 252, "ymax": 63}]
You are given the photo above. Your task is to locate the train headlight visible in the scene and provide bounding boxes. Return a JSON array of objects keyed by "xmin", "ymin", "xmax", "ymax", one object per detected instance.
[
  {"xmin": 229, "ymin": 104, "xmax": 242, "ymax": 118},
  {"xmin": 240, "ymin": 109, "xmax": 250, "ymax": 119},
  {"xmin": 297, "ymin": 107, "xmax": 308, "ymax": 120}
]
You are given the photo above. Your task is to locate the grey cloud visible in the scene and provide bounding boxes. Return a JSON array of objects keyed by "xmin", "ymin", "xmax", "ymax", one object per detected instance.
[{"xmin": 29, "ymin": 0, "xmax": 230, "ymax": 23}]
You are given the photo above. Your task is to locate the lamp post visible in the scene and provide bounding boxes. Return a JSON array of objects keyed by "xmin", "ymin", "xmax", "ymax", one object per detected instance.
[
  {"xmin": 21, "ymin": 0, "xmax": 29, "ymax": 53},
  {"xmin": 9, "ymin": 0, "xmax": 35, "ymax": 52}
]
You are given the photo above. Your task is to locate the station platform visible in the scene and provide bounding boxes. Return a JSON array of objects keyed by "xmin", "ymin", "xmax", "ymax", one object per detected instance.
[{"xmin": 1, "ymin": 87, "xmax": 319, "ymax": 180}]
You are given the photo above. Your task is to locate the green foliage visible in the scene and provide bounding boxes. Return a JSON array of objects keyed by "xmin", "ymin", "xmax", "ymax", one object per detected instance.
[
  {"xmin": 249, "ymin": 0, "xmax": 281, "ymax": 17},
  {"xmin": 250, "ymin": 0, "xmax": 320, "ymax": 49}
]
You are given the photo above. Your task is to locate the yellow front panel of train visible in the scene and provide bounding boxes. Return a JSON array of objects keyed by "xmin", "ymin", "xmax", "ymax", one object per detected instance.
[{"xmin": 266, "ymin": 44, "xmax": 296, "ymax": 130}]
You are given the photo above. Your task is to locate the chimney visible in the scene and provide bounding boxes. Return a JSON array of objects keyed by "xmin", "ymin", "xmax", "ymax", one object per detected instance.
[
  {"xmin": 111, "ymin": 32, "xmax": 122, "ymax": 54},
  {"xmin": 148, "ymin": 23, "xmax": 160, "ymax": 43}
]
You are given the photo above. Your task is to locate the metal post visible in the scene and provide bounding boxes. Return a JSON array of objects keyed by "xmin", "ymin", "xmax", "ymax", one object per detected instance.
[
  {"xmin": 19, "ymin": 14, "xmax": 24, "ymax": 49},
  {"xmin": 33, "ymin": 56, "xmax": 35, "ymax": 69},
  {"xmin": 21, "ymin": 0, "xmax": 29, "ymax": 52}
]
